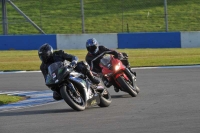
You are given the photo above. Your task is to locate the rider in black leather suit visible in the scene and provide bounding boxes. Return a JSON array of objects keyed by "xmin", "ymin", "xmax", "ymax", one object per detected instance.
[{"xmin": 38, "ymin": 43, "xmax": 100, "ymax": 100}]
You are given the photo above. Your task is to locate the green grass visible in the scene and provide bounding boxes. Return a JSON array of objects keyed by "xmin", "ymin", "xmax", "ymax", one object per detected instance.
[
  {"xmin": 0, "ymin": 48, "xmax": 200, "ymax": 71},
  {"xmin": 0, "ymin": 0, "xmax": 200, "ymax": 34},
  {"xmin": 0, "ymin": 95, "xmax": 26, "ymax": 106}
]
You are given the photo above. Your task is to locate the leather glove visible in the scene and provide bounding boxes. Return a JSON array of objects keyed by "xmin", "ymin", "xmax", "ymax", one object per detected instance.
[
  {"xmin": 69, "ymin": 61, "xmax": 77, "ymax": 68},
  {"xmin": 122, "ymin": 52, "xmax": 128, "ymax": 57},
  {"xmin": 113, "ymin": 53, "xmax": 119, "ymax": 59},
  {"xmin": 114, "ymin": 53, "xmax": 123, "ymax": 59}
]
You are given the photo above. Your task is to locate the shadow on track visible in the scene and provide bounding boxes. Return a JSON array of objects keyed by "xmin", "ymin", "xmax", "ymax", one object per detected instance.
[
  {"xmin": 0, "ymin": 108, "xmax": 75, "ymax": 116},
  {"xmin": 0, "ymin": 104, "xmax": 110, "ymax": 116},
  {"xmin": 111, "ymin": 94, "xmax": 136, "ymax": 99}
]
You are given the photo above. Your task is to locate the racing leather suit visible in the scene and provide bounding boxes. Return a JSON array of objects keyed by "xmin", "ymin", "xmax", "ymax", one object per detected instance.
[{"xmin": 85, "ymin": 45, "xmax": 119, "ymax": 73}]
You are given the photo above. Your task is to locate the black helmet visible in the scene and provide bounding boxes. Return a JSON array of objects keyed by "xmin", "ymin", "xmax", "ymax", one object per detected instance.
[
  {"xmin": 86, "ymin": 38, "xmax": 99, "ymax": 55},
  {"xmin": 38, "ymin": 43, "xmax": 53, "ymax": 63}
]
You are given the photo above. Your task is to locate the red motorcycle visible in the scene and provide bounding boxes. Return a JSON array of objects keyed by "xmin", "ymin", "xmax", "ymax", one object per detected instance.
[{"xmin": 91, "ymin": 51, "xmax": 140, "ymax": 97}]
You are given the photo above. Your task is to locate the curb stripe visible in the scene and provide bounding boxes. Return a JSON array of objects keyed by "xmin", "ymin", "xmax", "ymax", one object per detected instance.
[{"xmin": 0, "ymin": 90, "xmax": 61, "ymax": 112}]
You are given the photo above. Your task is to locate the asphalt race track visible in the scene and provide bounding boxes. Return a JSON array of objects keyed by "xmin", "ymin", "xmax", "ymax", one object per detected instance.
[{"xmin": 0, "ymin": 67, "xmax": 200, "ymax": 133}]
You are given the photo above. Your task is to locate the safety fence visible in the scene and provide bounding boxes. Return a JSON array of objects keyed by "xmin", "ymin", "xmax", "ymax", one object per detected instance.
[{"xmin": 0, "ymin": 0, "xmax": 200, "ymax": 35}]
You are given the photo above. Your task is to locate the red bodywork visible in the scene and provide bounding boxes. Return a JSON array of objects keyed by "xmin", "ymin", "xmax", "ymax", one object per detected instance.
[{"xmin": 99, "ymin": 55, "xmax": 129, "ymax": 87}]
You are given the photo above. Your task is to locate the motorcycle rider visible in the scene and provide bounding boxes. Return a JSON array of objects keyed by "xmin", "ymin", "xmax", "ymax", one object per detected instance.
[
  {"xmin": 85, "ymin": 38, "xmax": 136, "ymax": 92},
  {"xmin": 38, "ymin": 43, "xmax": 100, "ymax": 100}
]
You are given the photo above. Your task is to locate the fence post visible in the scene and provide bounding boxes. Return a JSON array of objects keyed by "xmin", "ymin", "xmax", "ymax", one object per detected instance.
[
  {"xmin": 7, "ymin": 0, "xmax": 45, "ymax": 34},
  {"xmin": 80, "ymin": 0, "xmax": 85, "ymax": 33},
  {"xmin": 164, "ymin": 0, "xmax": 168, "ymax": 32},
  {"xmin": 2, "ymin": 0, "xmax": 8, "ymax": 35}
]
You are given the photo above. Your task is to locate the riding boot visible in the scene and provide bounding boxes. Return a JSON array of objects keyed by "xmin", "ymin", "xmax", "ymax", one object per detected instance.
[
  {"xmin": 102, "ymin": 76, "xmax": 112, "ymax": 88},
  {"xmin": 53, "ymin": 91, "xmax": 63, "ymax": 101},
  {"xmin": 114, "ymin": 86, "xmax": 119, "ymax": 92},
  {"xmin": 86, "ymin": 71, "xmax": 100, "ymax": 84}
]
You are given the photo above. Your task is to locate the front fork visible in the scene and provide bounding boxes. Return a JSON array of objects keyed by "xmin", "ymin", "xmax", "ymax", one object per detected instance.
[
  {"xmin": 113, "ymin": 68, "xmax": 134, "ymax": 88},
  {"xmin": 60, "ymin": 81, "xmax": 80, "ymax": 97},
  {"xmin": 124, "ymin": 68, "xmax": 135, "ymax": 86}
]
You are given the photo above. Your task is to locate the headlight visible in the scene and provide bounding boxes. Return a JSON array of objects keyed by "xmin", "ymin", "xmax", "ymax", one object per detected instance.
[{"xmin": 115, "ymin": 63, "xmax": 121, "ymax": 71}]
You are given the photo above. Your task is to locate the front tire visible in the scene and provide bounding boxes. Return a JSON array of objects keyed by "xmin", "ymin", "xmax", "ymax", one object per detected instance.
[
  {"xmin": 116, "ymin": 76, "xmax": 137, "ymax": 97},
  {"xmin": 60, "ymin": 86, "xmax": 86, "ymax": 111}
]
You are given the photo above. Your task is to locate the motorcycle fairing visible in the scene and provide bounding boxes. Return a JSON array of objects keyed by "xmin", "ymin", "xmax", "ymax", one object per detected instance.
[
  {"xmin": 69, "ymin": 76, "xmax": 98, "ymax": 104},
  {"xmin": 100, "ymin": 55, "xmax": 128, "ymax": 80}
]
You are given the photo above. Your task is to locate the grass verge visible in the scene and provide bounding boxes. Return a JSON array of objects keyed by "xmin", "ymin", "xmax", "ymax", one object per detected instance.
[
  {"xmin": 0, "ymin": 94, "xmax": 26, "ymax": 106},
  {"xmin": 0, "ymin": 48, "xmax": 200, "ymax": 71}
]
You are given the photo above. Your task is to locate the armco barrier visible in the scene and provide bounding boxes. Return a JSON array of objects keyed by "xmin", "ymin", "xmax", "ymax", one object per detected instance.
[
  {"xmin": 118, "ymin": 32, "xmax": 181, "ymax": 48},
  {"xmin": 0, "ymin": 35, "xmax": 57, "ymax": 50},
  {"xmin": 181, "ymin": 32, "xmax": 200, "ymax": 48},
  {"xmin": 1, "ymin": 32, "xmax": 200, "ymax": 50},
  {"xmin": 56, "ymin": 33, "xmax": 118, "ymax": 49}
]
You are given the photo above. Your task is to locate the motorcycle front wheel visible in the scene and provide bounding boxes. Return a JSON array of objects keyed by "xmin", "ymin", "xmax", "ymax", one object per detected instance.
[
  {"xmin": 60, "ymin": 86, "xmax": 86, "ymax": 111},
  {"xmin": 116, "ymin": 76, "xmax": 137, "ymax": 97}
]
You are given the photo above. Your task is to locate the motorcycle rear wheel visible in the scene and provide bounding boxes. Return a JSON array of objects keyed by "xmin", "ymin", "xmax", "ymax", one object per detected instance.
[
  {"xmin": 60, "ymin": 86, "xmax": 86, "ymax": 111},
  {"xmin": 116, "ymin": 76, "xmax": 137, "ymax": 97},
  {"xmin": 98, "ymin": 89, "xmax": 112, "ymax": 107},
  {"xmin": 135, "ymin": 86, "xmax": 140, "ymax": 94}
]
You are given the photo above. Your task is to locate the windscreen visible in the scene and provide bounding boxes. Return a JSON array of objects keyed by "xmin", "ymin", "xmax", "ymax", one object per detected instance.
[
  {"xmin": 100, "ymin": 55, "xmax": 111, "ymax": 66},
  {"xmin": 47, "ymin": 61, "xmax": 63, "ymax": 74}
]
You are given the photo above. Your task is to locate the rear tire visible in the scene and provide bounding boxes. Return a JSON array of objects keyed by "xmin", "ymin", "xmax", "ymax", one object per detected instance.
[
  {"xmin": 135, "ymin": 86, "xmax": 140, "ymax": 94},
  {"xmin": 98, "ymin": 89, "xmax": 112, "ymax": 107},
  {"xmin": 60, "ymin": 86, "xmax": 86, "ymax": 111},
  {"xmin": 116, "ymin": 76, "xmax": 137, "ymax": 97}
]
